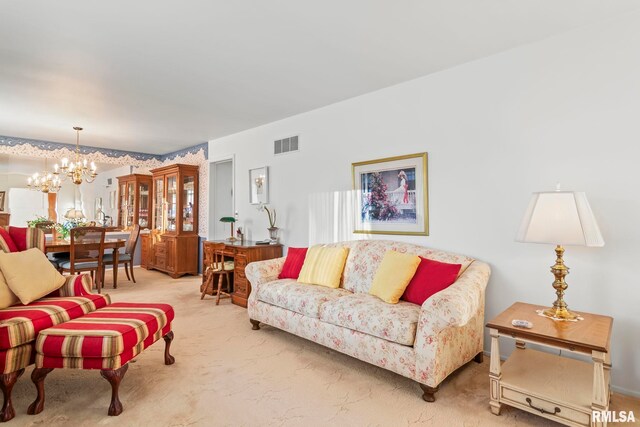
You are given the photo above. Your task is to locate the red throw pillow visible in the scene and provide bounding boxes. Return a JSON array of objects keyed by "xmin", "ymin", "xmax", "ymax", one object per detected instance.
[
  {"xmin": 278, "ymin": 247, "xmax": 308, "ymax": 279},
  {"xmin": 0, "ymin": 228, "xmax": 19, "ymax": 252},
  {"xmin": 401, "ymin": 257, "xmax": 462, "ymax": 305},
  {"xmin": 8, "ymin": 227, "xmax": 28, "ymax": 252}
]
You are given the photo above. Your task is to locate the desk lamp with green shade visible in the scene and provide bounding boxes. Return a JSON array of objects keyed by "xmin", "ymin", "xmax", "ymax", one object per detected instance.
[
  {"xmin": 516, "ymin": 186, "xmax": 604, "ymax": 321},
  {"xmin": 219, "ymin": 217, "xmax": 237, "ymax": 242}
]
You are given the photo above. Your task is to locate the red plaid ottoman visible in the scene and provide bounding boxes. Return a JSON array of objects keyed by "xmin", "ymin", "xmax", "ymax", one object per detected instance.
[{"xmin": 27, "ymin": 302, "xmax": 175, "ymax": 417}]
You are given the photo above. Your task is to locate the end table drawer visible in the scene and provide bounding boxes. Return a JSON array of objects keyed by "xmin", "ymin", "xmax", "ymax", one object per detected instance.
[{"xmin": 501, "ymin": 387, "xmax": 590, "ymax": 426}]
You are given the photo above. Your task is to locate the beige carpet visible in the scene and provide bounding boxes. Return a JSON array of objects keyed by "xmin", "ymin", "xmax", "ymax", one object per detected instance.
[{"xmin": 11, "ymin": 269, "xmax": 640, "ymax": 426}]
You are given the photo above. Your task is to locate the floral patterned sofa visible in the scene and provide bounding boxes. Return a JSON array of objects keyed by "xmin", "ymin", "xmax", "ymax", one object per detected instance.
[
  {"xmin": 246, "ymin": 240, "xmax": 491, "ymax": 402},
  {"xmin": 0, "ymin": 226, "xmax": 110, "ymax": 421}
]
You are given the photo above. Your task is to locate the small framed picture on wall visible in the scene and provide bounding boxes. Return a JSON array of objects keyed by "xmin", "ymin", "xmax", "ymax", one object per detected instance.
[
  {"xmin": 352, "ymin": 152, "xmax": 428, "ymax": 236},
  {"xmin": 0, "ymin": 191, "xmax": 5, "ymax": 211},
  {"xmin": 249, "ymin": 166, "xmax": 269, "ymax": 205}
]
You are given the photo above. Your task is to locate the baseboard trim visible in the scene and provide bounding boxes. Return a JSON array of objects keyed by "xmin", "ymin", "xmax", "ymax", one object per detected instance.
[{"xmin": 481, "ymin": 350, "xmax": 640, "ymax": 399}]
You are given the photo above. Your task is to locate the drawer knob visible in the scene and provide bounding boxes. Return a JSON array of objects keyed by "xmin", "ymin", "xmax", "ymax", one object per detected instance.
[{"xmin": 526, "ymin": 398, "xmax": 561, "ymax": 415}]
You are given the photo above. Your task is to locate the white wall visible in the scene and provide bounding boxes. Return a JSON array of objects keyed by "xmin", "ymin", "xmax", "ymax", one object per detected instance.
[{"xmin": 209, "ymin": 12, "xmax": 640, "ymax": 395}]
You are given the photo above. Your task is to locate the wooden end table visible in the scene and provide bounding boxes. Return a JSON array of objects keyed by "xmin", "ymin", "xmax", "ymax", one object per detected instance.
[{"xmin": 486, "ymin": 302, "xmax": 613, "ymax": 427}]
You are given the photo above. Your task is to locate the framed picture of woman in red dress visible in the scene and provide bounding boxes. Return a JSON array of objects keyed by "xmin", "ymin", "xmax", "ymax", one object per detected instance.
[{"xmin": 352, "ymin": 152, "xmax": 428, "ymax": 236}]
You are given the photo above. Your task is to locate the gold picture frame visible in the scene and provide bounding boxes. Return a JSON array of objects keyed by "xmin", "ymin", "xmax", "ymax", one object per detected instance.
[{"xmin": 352, "ymin": 152, "xmax": 428, "ymax": 236}]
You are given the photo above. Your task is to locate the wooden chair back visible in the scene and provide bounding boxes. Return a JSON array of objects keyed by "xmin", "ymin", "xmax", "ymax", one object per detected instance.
[
  {"xmin": 69, "ymin": 227, "xmax": 106, "ymax": 274},
  {"xmin": 211, "ymin": 242, "xmax": 227, "ymax": 272},
  {"xmin": 125, "ymin": 224, "xmax": 141, "ymax": 255},
  {"xmin": 34, "ymin": 221, "xmax": 56, "ymax": 235}
]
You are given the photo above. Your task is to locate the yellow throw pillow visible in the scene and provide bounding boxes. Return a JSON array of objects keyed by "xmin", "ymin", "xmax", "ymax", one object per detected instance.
[
  {"xmin": 0, "ymin": 269, "xmax": 19, "ymax": 309},
  {"xmin": 0, "ymin": 248, "xmax": 66, "ymax": 305},
  {"xmin": 298, "ymin": 245, "xmax": 349, "ymax": 288},
  {"xmin": 369, "ymin": 250, "xmax": 421, "ymax": 304}
]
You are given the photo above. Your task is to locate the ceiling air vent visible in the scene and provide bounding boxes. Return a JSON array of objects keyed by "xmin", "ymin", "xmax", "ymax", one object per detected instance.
[{"xmin": 274, "ymin": 135, "xmax": 299, "ymax": 155}]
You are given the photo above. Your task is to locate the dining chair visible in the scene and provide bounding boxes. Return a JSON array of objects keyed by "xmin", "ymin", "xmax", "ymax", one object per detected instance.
[
  {"xmin": 34, "ymin": 221, "xmax": 66, "ymax": 270},
  {"xmin": 103, "ymin": 224, "xmax": 140, "ymax": 283},
  {"xmin": 58, "ymin": 227, "xmax": 106, "ymax": 293},
  {"xmin": 200, "ymin": 242, "xmax": 234, "ymax": 305}
]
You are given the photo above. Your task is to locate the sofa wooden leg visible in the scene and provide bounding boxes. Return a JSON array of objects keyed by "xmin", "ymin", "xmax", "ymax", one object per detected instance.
[
  {"xmin": 27, "ymin": 368, "xmax": 54, "ymax": 415},
  {"xmin": 100, "ymin": 364, "xmax": 129, "ymax": 416},
  {"xmin": 419, "ymin": 384, "xmax": 439, "ymax": 402},
  {"xmin": 474, "ymin": 352, "xmax": 484, "ymax": 364},
  {"xmin": 163, "ymin": 331, "xmax": 175, "ymax": 365},
  {"xmin": 250, "ymin": 319, "xmax": 260, "ymax": 330},
  {"xmin": 0, "ymin": 368, "xmax": 24, "ymax": 422}
]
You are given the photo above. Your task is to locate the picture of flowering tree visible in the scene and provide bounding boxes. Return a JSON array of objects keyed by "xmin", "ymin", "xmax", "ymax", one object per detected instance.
[{"xmin": 353, "ymin": 153, "xmax": 428, "ymax": 236}]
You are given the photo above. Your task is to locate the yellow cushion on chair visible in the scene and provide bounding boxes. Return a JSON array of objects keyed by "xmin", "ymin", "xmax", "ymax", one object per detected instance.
[
  {"xmin": 209, "ymin": 261, "xmax": 234, "ymax": 272},
  {"xmin": 369, "ymin": 250, "xmax": 421, "ymax": 304},
  {"xmin": 298, "ymin": 245, "xmax": 349, "ymax": 289},
  {"xmin": 0, "ymin": 248, "xmax": 66, "ymax": 305}
]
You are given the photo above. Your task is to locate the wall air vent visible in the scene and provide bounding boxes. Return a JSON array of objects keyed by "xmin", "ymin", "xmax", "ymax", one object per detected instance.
[{"xmin": 274, "ymin": 135, "xmax": 299, "ymax": 155}]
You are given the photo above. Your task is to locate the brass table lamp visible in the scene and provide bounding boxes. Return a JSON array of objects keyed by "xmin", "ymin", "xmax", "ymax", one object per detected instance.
[{"xmin": 516, "ymin": 188, "xmax": 604, "ymax": 321}]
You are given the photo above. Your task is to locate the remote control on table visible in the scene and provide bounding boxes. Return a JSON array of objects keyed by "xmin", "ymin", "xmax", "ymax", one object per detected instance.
[{"xmin": 511, "ymin": 319, "xmax": 533, "ymax": 329}]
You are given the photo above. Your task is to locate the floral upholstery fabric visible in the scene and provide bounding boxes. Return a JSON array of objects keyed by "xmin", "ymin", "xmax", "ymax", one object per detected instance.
[
  {"xmin": 246, "ymin": 240, "xmax": 490, "ymax": 388},
  {"xmin": 320, "ymin": 293, "xmax": 420, "ymax": 346},
  {"xmin": 414, "ymin": 261, "xmax": 490, "ymax": 386},
  {"xmin": 249, "ymin": 299, "xmax": 417, "ymax": 379},
  {"xmin": 256, "ymin": 279, "xmax": 351, "ymax": 319},
  {"xmin": 326, "ymin": 240, "xmax": 475, "ymax": 294}
]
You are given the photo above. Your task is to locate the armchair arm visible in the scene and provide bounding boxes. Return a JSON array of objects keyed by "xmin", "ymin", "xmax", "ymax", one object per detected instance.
[
  {"xmin": 245, "ymin": 257, "xmax": 286, "ymax": 288},
  {"xmin": 57, "ymin": 274, "xmax": 96, "ymax": 297}
]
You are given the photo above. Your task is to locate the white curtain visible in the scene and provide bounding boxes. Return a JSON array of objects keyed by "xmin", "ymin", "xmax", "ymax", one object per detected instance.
[{"xmin": 308, "ymin": 190, "xmax": 359, "ymax": 245}]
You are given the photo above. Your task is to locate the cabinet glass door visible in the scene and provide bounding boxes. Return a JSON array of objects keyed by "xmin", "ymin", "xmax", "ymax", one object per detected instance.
[
  {"xmin": 182, "ymin": 175, "xmax": 195, "ymax": 232},
  {"xmin": 138, "ymin": 181, "xmax": 150, "ymax": 228},
  {"xmin": 154, "ymin": 178, "xmax": 164, "ymax": 231},
  {"xmin": 166, "ymin": 175, "xmax": 177, "ymax": 232},
  {"xmin": 126, "ymin": 182, "xmax": 135, "ymax": 228},
  {"xmin": 119, "ymin": 183, "xmax": 126, "ymax": 228}
]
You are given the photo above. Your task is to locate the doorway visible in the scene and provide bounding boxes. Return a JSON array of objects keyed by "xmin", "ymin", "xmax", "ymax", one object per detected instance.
[{"xmin": 210, "ymin": 158, "xmax": 234, "ymax": 240}]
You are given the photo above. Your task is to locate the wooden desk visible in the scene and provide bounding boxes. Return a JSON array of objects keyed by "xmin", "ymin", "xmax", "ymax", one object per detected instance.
[
  {"xmin": 0, "ymin": 213, "xmax": 9, "ymax": 227},
  {"xmin": 202, "ymin": 241, "xmax": 283, "ymax": 307},
  {"xmin": 486, "ymin": 302, "xmax": 613, "ymax": 426},
  {"xmin": 46, "ymin": 239, "xmax": 127, "ymax": 289}
]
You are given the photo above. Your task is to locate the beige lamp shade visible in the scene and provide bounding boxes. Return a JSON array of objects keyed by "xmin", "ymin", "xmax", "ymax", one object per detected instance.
[
  {"xmin": 64, "ymin": 208, "xmax": 86, "ymax": 220},
  {"xmin": 516, "ymin": 191, "xmax": 604, "ymax": 247}
]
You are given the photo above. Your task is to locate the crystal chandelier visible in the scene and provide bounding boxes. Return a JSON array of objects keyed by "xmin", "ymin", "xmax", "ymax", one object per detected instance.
[
  {"xmin": 27, "ymin": 159, "xmax": 62, "ymax": 193},
  {"xmin": 54, "ymin": 126, "xmax": 98, "ymax": 185}
]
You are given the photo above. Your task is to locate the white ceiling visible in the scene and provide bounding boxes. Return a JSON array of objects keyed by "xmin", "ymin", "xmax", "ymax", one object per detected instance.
[{"xmin": 1, "ymin": 1, "xmax": 638, "ymax": 154}]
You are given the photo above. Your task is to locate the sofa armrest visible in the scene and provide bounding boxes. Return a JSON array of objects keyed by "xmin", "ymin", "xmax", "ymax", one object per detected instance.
[
  {"xmin": 245, "ymin": 257, "xmax": 286, "ymax": 288},
  {"xmin": 418, "ymin": 261, "xmax": 491, "ymax": 334},
  {"xmin": 56, "ymin": 274, "xmax": 97, "ymax": 297}
]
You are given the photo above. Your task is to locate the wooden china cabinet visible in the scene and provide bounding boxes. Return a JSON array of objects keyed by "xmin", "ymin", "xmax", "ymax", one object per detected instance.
[
  {"xmin": 141, "ymin": 164, "xmax": 199, "ymax": 278},
  {"xmin": 117, "ymin": 174, "xmax": 152, "ymax": 230}
]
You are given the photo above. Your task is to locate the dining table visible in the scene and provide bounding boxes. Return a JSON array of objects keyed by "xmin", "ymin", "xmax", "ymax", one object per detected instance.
[{"xmin": 45, "ymin": 238, "xmax": 127, "ymax": 290}]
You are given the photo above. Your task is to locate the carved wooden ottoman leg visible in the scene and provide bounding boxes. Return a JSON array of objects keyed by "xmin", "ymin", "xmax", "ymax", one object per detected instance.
[
  {"xmin": 474, "ymin": 351, "xmax": 484, "ymax": 363},
  {"xmin": 0, "ymin": 368, "xmax": 24, "ymax": 422},
  {"xmin": 250, "ymin": 319, "xmax": 260, "ymax": 330},
  {"xmin": 100, "ymin": 364, "xmax": 129, "ymax": 416},
  {"xmin": 163, "ymin": 331, "xmax": 175, "ymax": 365},
  {"xmin": 27, "ymin": 368, "xmax": 54, "ymax": 415},
  {"xmin": 419, "ymin": 384, "xmax": 439, "ymax": 402}
]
